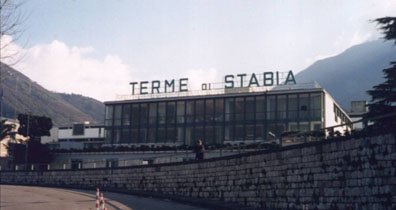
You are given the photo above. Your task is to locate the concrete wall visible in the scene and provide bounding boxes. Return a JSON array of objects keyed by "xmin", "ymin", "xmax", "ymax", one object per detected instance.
[
  {"xmin": 1, "ymin": 135, "xmax": 396, "ymax": 210},
  {"xmin": 58, "ymin": 127, "xmax": 104, "ymax": 139}
]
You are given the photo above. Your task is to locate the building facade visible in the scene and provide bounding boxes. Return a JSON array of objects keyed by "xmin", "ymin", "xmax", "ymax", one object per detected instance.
[
  {"xmin": 45, "ymin": 123, "xmax": 105, "ymax": 150},
  {"xmin": 104, "ymin": 83, "xmax": 352, "ymax": 146}
]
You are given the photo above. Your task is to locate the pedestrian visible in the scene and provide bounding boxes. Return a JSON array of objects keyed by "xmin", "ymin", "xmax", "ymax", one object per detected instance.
[{"xmin": 193, "ymin": 140, "xmax": 205, "ymax": 160}]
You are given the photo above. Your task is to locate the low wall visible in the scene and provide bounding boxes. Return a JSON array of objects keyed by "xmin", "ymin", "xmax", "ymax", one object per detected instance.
[{"xmin": 1, "ymin": 135, "xmax": 396, "ymax": 210}]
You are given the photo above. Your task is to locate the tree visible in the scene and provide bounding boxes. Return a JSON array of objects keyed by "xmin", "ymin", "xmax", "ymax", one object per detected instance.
[
  {"xmin": 365, "ymin": 17, "xmax": 396, "ymax": 131},
  {"xmin": 1, "ymin": 0, "xmax": 25, "ymax": 64},
  {"xmin": 1, "ymin": 0, "xmax": 26, "ymax": 119},
  {"xmin": 17, "ymin": 113, "xmax": 53, "ymax": 138}
]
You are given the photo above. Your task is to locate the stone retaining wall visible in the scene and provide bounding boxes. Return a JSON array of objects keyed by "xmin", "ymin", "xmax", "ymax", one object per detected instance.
[{"xmin": 1, "ymin": 135, "xmax": 396, "ymax": 210}]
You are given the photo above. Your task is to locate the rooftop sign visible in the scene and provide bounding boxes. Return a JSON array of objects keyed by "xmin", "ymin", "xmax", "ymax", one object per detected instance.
[{"xmin": 129, "ymin": 70, "xmax": 296, "ymax": 96}]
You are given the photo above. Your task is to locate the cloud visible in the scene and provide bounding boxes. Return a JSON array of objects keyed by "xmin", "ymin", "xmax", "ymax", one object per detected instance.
[
  {"xmin": 1, "ymin": 36, "xmax": 134, "ymax": 102},
  {"xmin": 0, "ymin": 35, "xmax": 25, "ymax": 65}
]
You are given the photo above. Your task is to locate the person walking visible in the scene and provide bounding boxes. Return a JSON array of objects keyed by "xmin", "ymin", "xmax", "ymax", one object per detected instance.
[{"xmin": 193, "ymin": 140, "xmax": 205, "ymax": 160}]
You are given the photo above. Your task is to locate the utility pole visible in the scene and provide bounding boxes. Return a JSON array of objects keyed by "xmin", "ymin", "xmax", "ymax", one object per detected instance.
[{"xmin": 24, "ymin": 112, "xmax": 31, "ymax": 170}]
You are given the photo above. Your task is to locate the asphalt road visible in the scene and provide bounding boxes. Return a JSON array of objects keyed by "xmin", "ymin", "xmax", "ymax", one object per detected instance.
[{"xmin": 0, "ymin": 185, "xmax": 209, "ymax": 210}]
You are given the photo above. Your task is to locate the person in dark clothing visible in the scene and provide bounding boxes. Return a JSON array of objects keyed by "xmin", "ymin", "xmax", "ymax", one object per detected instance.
[{"xmin": 193, "ymin": 140, "xmax": 205, "ymax": 160}]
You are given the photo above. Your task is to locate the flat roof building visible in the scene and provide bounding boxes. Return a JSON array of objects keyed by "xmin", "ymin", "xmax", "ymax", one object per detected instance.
[{"xmin": 104, "ymin": 77, "xmax": 352, "ymax": 146}]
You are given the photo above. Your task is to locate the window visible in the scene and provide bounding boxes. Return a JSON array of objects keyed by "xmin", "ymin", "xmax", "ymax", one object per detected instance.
[
  {"xmin": 311, "ymin": 93, "xmax": 322, "ymax": 120},
  {"xmin": 299, "ymin": 122, "xmax": 309, "ymax": 132},
  {"xmin": 235, "ymin": 124, "xmax": 244, "ymax": 140},
  {"xmin": 195, "ymin": 100, "xmax": 204, "ymax": 123},
  {"xmin": 267, "ymin": 96, "xmax": 276, "ymax": 120},
  {"xmin": 148, "ymin": 128, "xmax": 156, "ymax": 143},
  {"xmin": 205, "ymin": 99, "xmax": 214, "ymax": 122},
  {"xmin": 114, "ymin": 105, "xmax": 122, "ymax": 126},
  {"xmin": 122, "ymin": 104, "xmax": 131, "ymax": 126},
  {"xmin": 214, "ymin": 126, "xmax": 223, "ymax": 144},
  {"xmin": 113, "ymin": 128, "xmax": 121, "ymax": 144},
  {"xmin": 288, "ymin": 122, "xmax": 298, "ymax": 131},
  {"xmin": 176, "ymin": 126, "xmax": 184, "ymax": 143},
  {"xmin": 205, "ymin": 126, "xmax": 214, "ymax": 144},
  {"xmin": 140, "ymin": 103, "xmax": 148, "ymax": 125},
  {"xmin": 105, "ymin": 130, "xmax": 112, "ymax": 144},
  {"xmin": 149, "ymin": 103, "xmax": 157, "ymax": 125},
  {"xmin": 224, "ymin": 125, "xmax": 234, "ymax": 141},
  {"xmin": 177, "ymin": 101, "xmax": 185, "ymax": 123},
  {"xmin": 277, "ymin": 95, "xmax": 287, "ymax": 120},
  {"xmin": 255, "ymin": 124, "xmax": 265, "ymax": 140},
  {"xmin": 299, "ymin": 94, "xmax": 309, "ymax": 120},
  {"xmin": 167, "ymin": 127, "xmax": 175, "ymax": 142},
  {"xmin": 246, "ymin": 124, "xmax": 254, "ymax": 140},
  {"xmin": 158, "ymin": 102, "xmax": 166, "ymax": 125},
  {"xmin": 214, "ymin": 98, "xmax": 224, "ymax": 122},
  {"xmin": 166, "ymin": 102, "xmax": 176, "ymax": 124},
  {"xmin": 235, "ymin": 97, "xmax": 244, "ymax": 121},
  {"xmin": 121, "ymin": 128, "xmax": 130, "ymax": 143},
  {"xmin": 256, "ymin": 96, "xmax": 265, "ymax": 120},
  {"xmin": 72, "ymin": 123, "xmax": 84, "ymax": 135},
  {"xmin": 139, "ymin": 128, "xmax": 147, "ymax": 143},
  {"xmin": 105, "ymin": 105, "xmax": 114, "ymax": 126},
  {"xmin": 131, "ymin": 128, "xmax": 138, "ymax": 143},
  {"xmin": 185, "ymin": 126, "xmax": 193, "ymax": 145},
  {"xmin": 195, "ymin": 126, "xmax": 204, "ymax": 142},
  {"xmin": 186, "ymin": 101, "xmax": 194, "ymax": 123},
  {"xmin": 225, "ymin": 98, "xmax": 234, "ymax": 122},
  {"xmin": 131, "ymin": 104, "xmax": 139, "ymax": 126},
  {"xmin": 157, "ymin": 127, "xmax": 166, "ymax": 143},
  {"xmin": 288, "ymin": 94, "xmax": 298, "ymax": 120},
  {"xmin": 246, "ymin": 97, "xmax": 255, "ymax": 121}
]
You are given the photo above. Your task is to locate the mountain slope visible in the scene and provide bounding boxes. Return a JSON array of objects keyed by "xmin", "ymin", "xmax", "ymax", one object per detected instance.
[
  {"xmin": 0, "ymin": 63, "xmax": 104, "ymax": 126},
  {"xmin": 56, "ymin": 92, "xmax": 104, "ymax": 123},
  {"xmin": 296, "ymin": 40, "xmax": 396, "ymax": 110}
]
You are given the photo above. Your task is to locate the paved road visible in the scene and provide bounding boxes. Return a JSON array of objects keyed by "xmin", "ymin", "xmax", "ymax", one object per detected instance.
[{"xmin": 0, "ymin": 185, "xmax": 209, "ymax": 210}]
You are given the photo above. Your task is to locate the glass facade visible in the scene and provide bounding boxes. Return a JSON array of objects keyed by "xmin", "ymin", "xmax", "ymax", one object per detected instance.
[{"xmin": 104, "ymin": 91, "xmax": 324, "ymax": 145}]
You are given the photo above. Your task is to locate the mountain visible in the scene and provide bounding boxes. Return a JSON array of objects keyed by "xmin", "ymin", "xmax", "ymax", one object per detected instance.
[
  {"xmin": 0, "ymin": 63, "xmax": 104, "ymax": 126},
  {"xmin": 296, "ymin": 40, "xmax": 396, "ymax": 111},
  {"xmin": 56, "ymin": 92, "xmax": 104, "ymax": 123}
]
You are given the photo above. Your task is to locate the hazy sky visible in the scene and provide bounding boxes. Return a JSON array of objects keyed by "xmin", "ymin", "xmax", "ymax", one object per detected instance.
[{"xmin": 3, "ymin": 0, "xmax": 395, "ymax": 101}]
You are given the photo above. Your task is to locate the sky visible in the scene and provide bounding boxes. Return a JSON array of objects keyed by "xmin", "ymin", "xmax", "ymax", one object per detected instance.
[{"xmin": 1, "ymin": 0, "xmax": 395, "ymax": 102}]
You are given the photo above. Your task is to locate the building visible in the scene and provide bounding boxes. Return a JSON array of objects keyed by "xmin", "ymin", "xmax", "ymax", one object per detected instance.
[
  {"xmin": 46, "ymin": 122, "xmax": 105, "ymax": 150},
  {"xmin": 347, "ymin": 100, "xmax": 368, "ymax": 130},
  {"xmin": 104, "ymin": 76, "xmax": 352, "ymax": 146}
]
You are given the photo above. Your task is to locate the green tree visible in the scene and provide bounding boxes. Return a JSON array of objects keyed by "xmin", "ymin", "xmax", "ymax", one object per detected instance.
[{"xmin": 365, "ymin": 17, "xmax": 396, "ymax": 131}]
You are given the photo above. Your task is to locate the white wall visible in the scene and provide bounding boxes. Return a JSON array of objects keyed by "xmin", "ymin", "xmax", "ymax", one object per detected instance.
[
  {"xmin": 324, "ymin": 91, "xmax": 352, "ymax": 134},
  {"xmin": 58, "ymin": 127, "xmax": 104, "ymax": 140},
  {"xmin": 41, "ymin": 127, "xmax": 59, "ymax": 144}
]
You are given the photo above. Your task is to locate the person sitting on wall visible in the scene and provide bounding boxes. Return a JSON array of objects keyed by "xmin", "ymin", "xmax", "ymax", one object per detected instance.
[{"xmin": 193, "ymin": 140, "xmax": 205, "ymax": 160}]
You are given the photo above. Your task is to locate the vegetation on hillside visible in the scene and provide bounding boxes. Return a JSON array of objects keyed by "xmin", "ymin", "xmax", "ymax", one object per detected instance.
[{"xmin": 0, "ymin": 63, "xmax": 104, "ymax": 126}]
